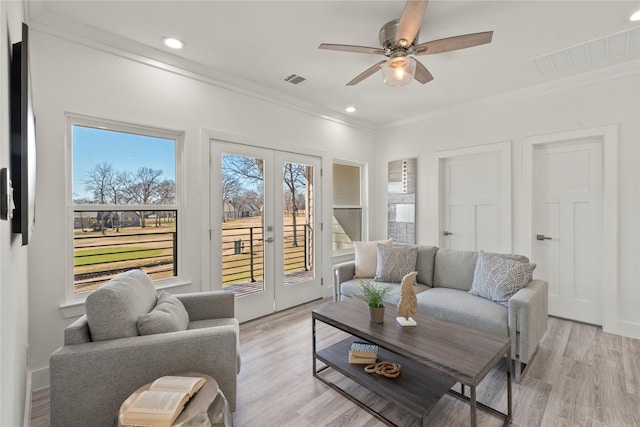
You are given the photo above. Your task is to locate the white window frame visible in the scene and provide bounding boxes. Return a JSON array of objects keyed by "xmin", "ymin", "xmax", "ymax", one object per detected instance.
[
  {"xmin": 332, "ymin": 159, "xmax": 368, "ymax": 255},
  {"xmin": 65, "ymin": 114, "xmax": 185, "ymax": 303}
]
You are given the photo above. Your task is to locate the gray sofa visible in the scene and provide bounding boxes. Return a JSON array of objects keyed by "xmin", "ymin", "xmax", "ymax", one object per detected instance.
[
  {"xmin": 334, "ymin": 246, "xmax": 548, "ymax": 379},
  {"xmin": 49, "ymin": 270, "xmax": 240, "ymax": 427}
]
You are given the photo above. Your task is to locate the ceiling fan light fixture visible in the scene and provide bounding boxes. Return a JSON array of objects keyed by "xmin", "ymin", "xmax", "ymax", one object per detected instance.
[{"xmin": 382, "ymin": 55, "xmax": 416, "ymax": 87}]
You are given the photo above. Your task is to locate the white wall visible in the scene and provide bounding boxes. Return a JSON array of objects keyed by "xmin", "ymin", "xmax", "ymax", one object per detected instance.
[
  {"xmin": 374, "ymin": 69, "xmax": 640, "ymax": 339},
  {"xmin": 27, "ymin": 30, "xmax": 377, "ymax": 385},
  {"xmin": 0, "ymin": 2, "xmax": 29, "ymax": 426}
]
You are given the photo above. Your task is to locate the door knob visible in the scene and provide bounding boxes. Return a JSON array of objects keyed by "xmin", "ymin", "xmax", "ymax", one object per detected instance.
[
  {"xmin": 265, "ymin": 237, "xmax": 274, "ymax": 243},
  {"xmin": 536, "ymin": 234, "xmax": 552, "ymax": 241},
  {"xmin": 443, "ymin": 231, "xmax": 453, "ymax": 236}
]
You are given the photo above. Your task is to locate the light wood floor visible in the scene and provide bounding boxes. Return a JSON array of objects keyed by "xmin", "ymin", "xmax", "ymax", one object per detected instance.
[{"xmin": 31, "ymin": 298, "xmax": 640, "ymax": 426}]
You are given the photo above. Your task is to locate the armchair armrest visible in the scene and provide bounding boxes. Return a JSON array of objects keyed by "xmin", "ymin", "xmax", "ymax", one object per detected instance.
[
  {"xmin": 175, "ymin": 291, "xmax": 234, "ymax": 320},
  {"xmin": 508, "ymin": 279, "xmax": 548, "ymax": 365},
  {"xmin": 50, "ymin": 326, "xmax": 238, "ymax": 427},
  {"xmin": 333, "ymin": 261, "xmax": 355, "ymax": 301}
]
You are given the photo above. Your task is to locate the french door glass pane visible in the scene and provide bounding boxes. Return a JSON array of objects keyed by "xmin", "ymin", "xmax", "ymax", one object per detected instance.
[
  {"xmin": 282, "ymin": 161, "xmax": 314, "ymax": 286},
  {"xmin": 221, "ymin": 153, "xmax": 265, "ymax": 296}
]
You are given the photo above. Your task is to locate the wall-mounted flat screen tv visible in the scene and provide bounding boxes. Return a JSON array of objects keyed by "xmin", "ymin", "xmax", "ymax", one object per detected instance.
[{"xmin": 10, "ymin": 22, "xmax": 36, "ymax": 246}]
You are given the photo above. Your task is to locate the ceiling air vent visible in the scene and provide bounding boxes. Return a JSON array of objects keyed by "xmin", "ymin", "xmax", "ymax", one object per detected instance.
[
  {"xmin": 532, "ymin": 26, "xmax": 640, "ymax": 76},
  {"xmin": 284, "ymin": 74, "xmax": 310, "ymax": 86}
]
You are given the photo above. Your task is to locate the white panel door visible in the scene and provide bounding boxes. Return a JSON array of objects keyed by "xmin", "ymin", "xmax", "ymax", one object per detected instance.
[
  {"xmin": 533, "ymin": 138, "xmax": 603, "ymax": 325},
  {"xmin": 440, "ymin": 151, "xmax": 503, "ymax": 252}
]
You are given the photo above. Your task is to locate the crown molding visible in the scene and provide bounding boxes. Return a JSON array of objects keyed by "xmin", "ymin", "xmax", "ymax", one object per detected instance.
[
  {"xmin": 24, "ymin": 1, "xmax": 639, "ymax": 136},
  {"xmin": 379, "ymin": 58, "xmax": 640, "ymax": 132},
  {"xmin": 24, "ymin": 2, "xmax": 377, "ymax": 134}
]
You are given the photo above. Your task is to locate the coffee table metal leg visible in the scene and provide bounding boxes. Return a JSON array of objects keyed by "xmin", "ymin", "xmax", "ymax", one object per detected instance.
[
  {"xmin": 470, "ymin": 386, "xmax": 477, "ymax": 427},
  {"xmin": 507, "ymin": 347, "xmax": 513, "ymax": 422}
]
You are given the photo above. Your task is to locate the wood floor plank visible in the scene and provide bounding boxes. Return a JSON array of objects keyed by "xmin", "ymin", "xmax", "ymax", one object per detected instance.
[{"xmin": 31, "ymin": 299, "xmax": 640, "ymax": 427}]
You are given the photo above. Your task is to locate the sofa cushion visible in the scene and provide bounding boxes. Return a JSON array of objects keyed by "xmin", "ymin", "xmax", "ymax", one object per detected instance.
[
  {"xmin": 137, "ymin": 291, "xmax": 190, "ymax": 336},
  {"xmin": 415, "ymin": 246, "xmax": 438, "ymax": 287},
  {"xmin": 469, "ymin": 251, "xmax": 536, "ymax": 306},
  {"xmin": 340, "ymin": 278, "xmax": 430, "ymax": 306},
  {"xmin": 86, "ymin": 269, "xmax": 158, "ymax": 341},
  {"xmin": 354, "ymin": 239, "xmax": 392, "ymax": 278},
  {"xmin": 433, "ymin": 249, "xmax": 478, "ymax": 291},
  {"xmin": 375, "ymin": 244, "xmax": 418, "ymax": 283},
  {"xmin": 417, "ymin": 288, "xmax": 508, "ymax": 338}
]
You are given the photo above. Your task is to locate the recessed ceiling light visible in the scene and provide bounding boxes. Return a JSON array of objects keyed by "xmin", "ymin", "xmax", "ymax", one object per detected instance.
[
  {"xmin": 162, "ymin": 37, "xmax": 184, "ymax": 49},
  {"xmin": 631, "ymin": 10, "xmax": 640, "ymax": 21},
  {"xmin": 345, "ymin": 106, "xmax": 357, "ymax": 113}
]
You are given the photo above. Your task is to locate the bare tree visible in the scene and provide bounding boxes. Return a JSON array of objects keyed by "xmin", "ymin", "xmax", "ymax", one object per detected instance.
[
  {"xmin": 121, "ymin": 167, "xmax": 163, "ymax": 228},
  {"xmin": 223, "ymin": 155, "xmax": 264, "ymax": 182},
  {"xmin": 222, "ymin": 173, "xmax": 241, "ymax": 221},
  {"xmin": 283, "ymin": 162, "xmax": 307, "ymax": 247},
  {"xmin": 154, "ymin": 179, "xmax": 176, "ymax": 226},
  {"xmin": 83, "ymin": 163, "xmax": 115, "ymax": 234}
]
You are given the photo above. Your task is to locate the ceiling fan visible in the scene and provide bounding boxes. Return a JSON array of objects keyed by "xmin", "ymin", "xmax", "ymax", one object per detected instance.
[{"xmin": 319, "ymin": 0, "xmax": 493, "ymax": 87}]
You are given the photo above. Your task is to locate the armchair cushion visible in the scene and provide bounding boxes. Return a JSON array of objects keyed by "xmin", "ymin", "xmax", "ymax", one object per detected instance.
[
  {"xmin": 137, "ymin": 291, "xmax": 189, "ymax": 336},
  {"xmin": 85, "ymin": 269, "xmax": 158, "ymax": 341}
]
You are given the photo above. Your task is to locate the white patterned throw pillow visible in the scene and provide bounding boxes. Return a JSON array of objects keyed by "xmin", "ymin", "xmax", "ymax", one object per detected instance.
[
  {"xmin": 375, "ymin": 244, "xmax": 418, "ymax": 283},
  {"xmin": 469, "ymin": 251, "xmax": 536, "ymax": 306}
]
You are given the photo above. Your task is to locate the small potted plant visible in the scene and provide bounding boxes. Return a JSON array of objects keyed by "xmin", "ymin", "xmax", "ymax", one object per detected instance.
[{"xmin": 360, "ymin": 280, "xmax": 392, "ymax": 323}]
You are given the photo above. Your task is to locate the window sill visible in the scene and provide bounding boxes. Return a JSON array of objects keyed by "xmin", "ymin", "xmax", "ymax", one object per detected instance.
[{"xmin": 59, "ymin": 278, "xmax": 193, "ymax": 319}]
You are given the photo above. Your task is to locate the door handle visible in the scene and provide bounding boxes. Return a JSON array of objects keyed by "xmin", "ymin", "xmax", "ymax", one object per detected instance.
[
  {"xmin": 443, "ymin": 231, "xmax": 453, "ymax": 236},
  {"xmin": 536, "ymin": 234, "xmax": 552, "ymax": 241},
  {"xmin": 265, "ymin": 237, "xmax": 274, "ymax": 243}
]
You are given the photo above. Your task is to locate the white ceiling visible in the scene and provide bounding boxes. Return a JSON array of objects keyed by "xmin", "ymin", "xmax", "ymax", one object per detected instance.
[{"xmin": 25, "ymin": 1, "xmax": 640, "ymax": 130}]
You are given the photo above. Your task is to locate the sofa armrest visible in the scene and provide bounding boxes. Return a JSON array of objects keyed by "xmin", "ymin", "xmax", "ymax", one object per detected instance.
[
  {"xmin": 50, "ymin": 326, "xmax": 238, "ymax": 427},
  {"xmin": 508, "ymin": 279, "xmax": 548, "ymax": 364},
  {"xmin": 333, "ymin": 262, "xmax": 355, "ymax": 301},
  {"xmin": 175, "ymin": 291, "xmax": 234, "ymax": 320},
  {"xmin": 64, "ymin": 315, "xmax": 92, "ymax": 345}
]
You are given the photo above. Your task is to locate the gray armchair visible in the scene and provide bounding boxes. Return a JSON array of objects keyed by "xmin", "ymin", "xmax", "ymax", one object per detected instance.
[{"xmin": 49, "ymin": 270, "xmax": 240, "ymax": 427}]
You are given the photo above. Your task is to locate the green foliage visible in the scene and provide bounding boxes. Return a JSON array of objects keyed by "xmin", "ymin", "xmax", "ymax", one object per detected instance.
[{"xmin": 359, "ymin": 280, "xmax": 392, "ymax": 308}]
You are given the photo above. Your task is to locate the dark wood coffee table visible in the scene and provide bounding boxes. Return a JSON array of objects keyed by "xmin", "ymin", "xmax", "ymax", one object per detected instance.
[{"xmin": 312, "ymin": 299, "xmax": 512, "ymax": 426}]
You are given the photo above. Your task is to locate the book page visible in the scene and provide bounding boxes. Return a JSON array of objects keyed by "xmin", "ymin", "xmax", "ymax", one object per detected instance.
[
  {"xmin": 149, "ymin": 376, "xmax": 205, "ymax": 396},
  {"xmin": 126, "ymin": 390, "xmax": 188, "ymax": 414}
]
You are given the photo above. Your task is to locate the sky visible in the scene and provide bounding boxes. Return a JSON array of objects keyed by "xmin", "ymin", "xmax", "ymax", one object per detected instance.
[{"xmin": 72, "ymin": 125, "xmax": 176, "ymax": 200}]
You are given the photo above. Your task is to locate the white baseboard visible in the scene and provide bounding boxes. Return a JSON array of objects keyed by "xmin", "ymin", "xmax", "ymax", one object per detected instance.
[
  {"xmin": 30, "ymin": 367, "xmax": 50, "ymax": 391},
  {"xmin": 23, "ymin": 370, "xmax": 31, "ymax": 427}
]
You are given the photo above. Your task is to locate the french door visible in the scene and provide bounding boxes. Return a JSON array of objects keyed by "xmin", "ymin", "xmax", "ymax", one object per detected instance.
[{"xmin": 211, "ymin": 141, "xmax": 322, "ymax": 322}]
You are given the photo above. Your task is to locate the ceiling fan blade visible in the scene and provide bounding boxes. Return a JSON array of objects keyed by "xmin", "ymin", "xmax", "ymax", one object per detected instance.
[
  {"xmin": 319, "ymin": 43, "xmax": 385, "ymax": 55},
  {"xmin": 413, "ymin": 59, "xmax": 434, "ymax": 84},
  {"xmin": 346, "ymin": 60, "xmax": 387, "ymax": 86},
  {"xmin": 395, "ymin": 0, "xmax": 429, "ymax": 47},
  {"xmin": 414, "ymin": 31, "xmax": 493, "ymax": 55}
]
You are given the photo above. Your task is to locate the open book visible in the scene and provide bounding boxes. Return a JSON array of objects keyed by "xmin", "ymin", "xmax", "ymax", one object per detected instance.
[{"xmin": 121, "ymin": 376, "xmax": 206, "ymax": 427}]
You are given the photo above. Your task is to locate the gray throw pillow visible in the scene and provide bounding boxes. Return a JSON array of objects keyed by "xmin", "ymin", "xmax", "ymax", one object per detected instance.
[
  {"xmin": 469, "ymin": 251, "xmax": 536, "ymax": 306},
  {"xmin": 137, "ymin": 291, "xmax": 190, "ymax": 336},
  {"xmin": 375, "ymin": 244, "xmax": 418, "ymax": 283},
  {"xmin": 86, "ymin": 269, "xmax": 158, "ymax": 341}
]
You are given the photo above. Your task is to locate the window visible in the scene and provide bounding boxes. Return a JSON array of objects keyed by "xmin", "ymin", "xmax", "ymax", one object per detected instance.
[
  {"xmin": 69, "ymin": 117, "xmax": 182, "ymax": 294},
  {"xmin": 332, "ymin": 162, "xmax": 365, "ymax": 251}
]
